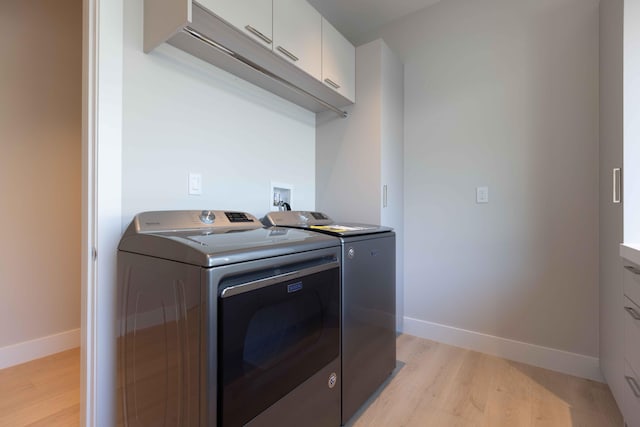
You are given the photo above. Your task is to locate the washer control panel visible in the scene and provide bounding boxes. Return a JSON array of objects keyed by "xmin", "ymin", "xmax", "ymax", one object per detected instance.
[
  {"xmin": 132, "ymin": 210, "xmax": 262, "ymax": 233},
  {"xmin": 264, "ymin": 211, "xmax": 334, "ymax": 227}
]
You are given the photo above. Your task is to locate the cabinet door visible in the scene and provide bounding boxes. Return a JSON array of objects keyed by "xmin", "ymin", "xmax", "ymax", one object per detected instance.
[
  {"xmin": 624, "ymin": 262, "xmax": 640, "ymax": 306},
  {"xmin": 625, "ymin": 296, "xmax": 640, "ymax": 377},
  {"xmin": 322, "ymin": 18, "xmax": 355, "ymax": 102},
  {"xmin": 273, "ymin": 0, "xmax": 322, "ymax": 80},
  {"xmin": 624, "ymin": 363, "xmax": 640, "ymax": 427},
  {"xmin": 198, "ymin": 0, "xmax": 273, "ymax": 49}
]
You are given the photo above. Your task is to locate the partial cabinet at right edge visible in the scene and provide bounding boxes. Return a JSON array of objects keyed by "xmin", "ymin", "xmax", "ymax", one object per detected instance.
[
  {"xmin": 600, "ymin": 0, "xmax": 640, "ymax": 424},
  {"xmin": 623, "ymin": 261, "xmax": 640, "ymax": 426},
  {"xmin": 321, "ymin": 18, "xmax": 355, "ymax": 102},
  {"xmin": 622, "ymin": 0, "xmax": 640, "ymax": 421}
]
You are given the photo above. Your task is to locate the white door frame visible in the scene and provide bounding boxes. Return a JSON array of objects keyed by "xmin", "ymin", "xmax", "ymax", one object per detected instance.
[{"xmin": 82, "ymin": 0, "xmax": 123, "ymax": 424}]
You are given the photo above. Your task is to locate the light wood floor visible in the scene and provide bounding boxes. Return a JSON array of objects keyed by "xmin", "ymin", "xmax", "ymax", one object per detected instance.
[
  {"xmin": 0, "ymin": 348, "xmax": 80, "ymax": 427},
  {"xmin": 348, "ymin": 335, "xmax": 623, "ymax": 427},
  {"xmin": 0, "ymin": 335, "xmax": 623, "ymax": 426}
]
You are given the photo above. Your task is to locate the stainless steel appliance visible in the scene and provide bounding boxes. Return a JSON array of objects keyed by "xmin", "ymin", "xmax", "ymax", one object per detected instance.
[
  {"xmin": 117, "ymin": 210, "xmax": 342, "ymax": 427},
  {"xmin": 262, "ymin": 211, "xmax": 396, "ymax": 425}
]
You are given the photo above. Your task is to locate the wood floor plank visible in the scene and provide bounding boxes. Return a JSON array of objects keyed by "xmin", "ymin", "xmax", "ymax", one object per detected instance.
[
  {"xmin": 0, "ymin": 348, "xmax": 80, "ymax": 427},
  {"xmin": 407, "ymin": 403, "xmax": 482, "ymax": 427},
  {"xmin": 481, "ymin": 386, "xmax": 533, "ymax": 427},
  {"xmin": 350, "ymin": 336, "xmax": 442, "ymax": 426},
  {"xmin": 411, "ymin": 343, "xmax": 467, "ymax": 409},
  {"xmin": 531, "ymin": 395, "xmax": 573, "ymax": 426},
  {"xmin": 589, "ymin": 384, "xmax": 624, "ymax": 426},
  {"xmin": 439, "ymin": 350, "xmax": 493, "ymax": 421},
  {"xmin": 0, "ymin": 386, "xmax": 79, "ymax": 427},
  {"xmin": 569, "ymin": 408, "xmax": 619, "ymax": 427},
  {"xmin": 23, "ymin": 403, "xmax": 80, "ymax": 427},
  {"xmin": 489, "ymin": 359, "xmax": 533, "ymax": 401}
]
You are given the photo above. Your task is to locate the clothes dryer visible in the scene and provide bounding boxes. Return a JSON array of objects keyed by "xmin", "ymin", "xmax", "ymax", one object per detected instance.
[{"xmin": 117, "ymin": 210, "xmax": 341, "ymax": 427}]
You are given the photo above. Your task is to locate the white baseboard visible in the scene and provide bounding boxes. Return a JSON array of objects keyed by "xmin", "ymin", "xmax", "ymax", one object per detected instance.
[
  {"xmin": 0, "ymin": 328, "xmax": 80, "ymax": 370},
  {"xmin": 403, "ymin": 316, "xmax": 603, "ymax": 382}
]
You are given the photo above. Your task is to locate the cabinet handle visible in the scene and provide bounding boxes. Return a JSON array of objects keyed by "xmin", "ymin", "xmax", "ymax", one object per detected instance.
[
  {"xmin": 613, "ymin": 168, "xmax": 622, "ymax": 203},
  {"xmin": 324, "ymin": 78, "xmax": 341, "ymax": 89},
  {"xmin": 276, "ymin": 46, "xmax": 299, "ymax": 62},
  {"xmin": 626, "ymin": 376, "xmax": 640, "ymax": 398},
  {"xmin": 625, "ymin": 265, "xmax": 640, "ymax": 275},
  {"xmin": 383, "ymin": 184, "xmax": 388, "ymax": 208},
  {"xmin": 244, "ymin": 25, "xmax": 272, "ymax": 44},
  {"xmin": 625, "ymin": 306, "xmax": 640, "ymax": 320}
]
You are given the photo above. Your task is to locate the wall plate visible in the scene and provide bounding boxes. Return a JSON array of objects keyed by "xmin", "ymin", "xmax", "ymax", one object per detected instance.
[
  {"xmin": 270, "ymin": 181, "xmax": 293, "ymax": 211},
  {"xmin": 189, "ymin": 173, "xmax": 202, "ymax": 195}
]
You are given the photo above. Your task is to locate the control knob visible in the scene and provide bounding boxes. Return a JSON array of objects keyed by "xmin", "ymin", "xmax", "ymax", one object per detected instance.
[{"xmin": 199, "ymin": 210, "xmax": 216, "ymax": 224}]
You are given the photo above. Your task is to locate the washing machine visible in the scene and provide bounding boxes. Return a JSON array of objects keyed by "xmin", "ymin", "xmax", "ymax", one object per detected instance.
[
  {"xmin": 117, "ymin": 210, "xmax": 342, "ymax": 427},
  {"xmin": 262, "ymin": 211, "xmax": 396, "ymax": 425}
]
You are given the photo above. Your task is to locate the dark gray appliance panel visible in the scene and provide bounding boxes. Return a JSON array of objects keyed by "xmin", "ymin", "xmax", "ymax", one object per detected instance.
[
  {"xmin": 341, "ymin": 234, "xmax": 396, "ymax": 423},
  {"xmin": 245, "ymin": 357, "xmax": 341, "ymax": 427},
  {"xmin": 203, "ymin": 245, "xmax": 341, "ymax": 427},
  {"xmin": 218, "ymin": 264, "xmax": 340, "ymax": 426},
  {"xmin": 117, "ymin": 252, "xmax": 203, "ymax": 427}
]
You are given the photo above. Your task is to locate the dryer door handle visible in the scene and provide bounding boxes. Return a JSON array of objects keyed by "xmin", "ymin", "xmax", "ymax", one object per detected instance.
[{"xmin": 220, "ymin": 261, "xmax": 339, "ymax": 298}]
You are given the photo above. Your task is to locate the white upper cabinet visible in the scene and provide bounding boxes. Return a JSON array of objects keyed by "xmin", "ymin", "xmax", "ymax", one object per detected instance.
[
  {"xmin": 197, "ymin": 0, "xmax": 274, "ymax": 49},
  {"xmin": 322, "ymin": 18, "xmax": 355, "ymax": 102},
  {"xmin": 145, "ymin": 0, "xmax": 354, "ymax": 113},
  {"xmin": 273, "ymin": 0, "xmax": 322, "ymax": 81}
]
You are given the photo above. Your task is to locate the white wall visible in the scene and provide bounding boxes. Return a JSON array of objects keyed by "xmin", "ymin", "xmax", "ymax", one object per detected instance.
[
  {"xmin": 368, "ymin": 0, "xmax": 600, "ymax": 362},
  {"xmin": 0, "ymin": 0, "xmax": 81, "ymax": 361},
  {"xmin": 122, "ymin": 0, "xmax": 317, "ymax": 227}
]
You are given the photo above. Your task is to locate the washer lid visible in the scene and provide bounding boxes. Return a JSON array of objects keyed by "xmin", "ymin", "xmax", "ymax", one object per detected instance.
[
  {"xmin": 119, "ymin": 211, "xmax": 339, "ymax": 267},
  {"xmin": 262, "ymin": 211, "xmax": 393, "ymax": 236}
]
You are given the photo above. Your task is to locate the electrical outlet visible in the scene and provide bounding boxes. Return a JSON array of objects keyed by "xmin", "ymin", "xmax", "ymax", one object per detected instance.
[{"xmin": 476, "ymin": 186, "xmax": 489, "ymax": 204}]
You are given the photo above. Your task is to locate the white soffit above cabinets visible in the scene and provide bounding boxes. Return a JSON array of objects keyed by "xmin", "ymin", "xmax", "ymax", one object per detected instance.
[{"xmin": 308, "ymin": 0, "xmax": 441, "ymax": 44}]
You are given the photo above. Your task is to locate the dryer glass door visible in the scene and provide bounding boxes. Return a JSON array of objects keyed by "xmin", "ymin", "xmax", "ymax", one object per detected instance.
[{"xmin": 218, "ymin": 259, "xmax": 339, "ymax": 426}]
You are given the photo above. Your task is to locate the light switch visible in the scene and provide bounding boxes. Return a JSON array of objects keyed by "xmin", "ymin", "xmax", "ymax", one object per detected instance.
[
  {"xmin": 476, "ymin": 186, "xmax": 489, "ymax": 204},
  {"xmin": 189, "ymin": 173, "xmax": 202, "ymax": 195}
]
